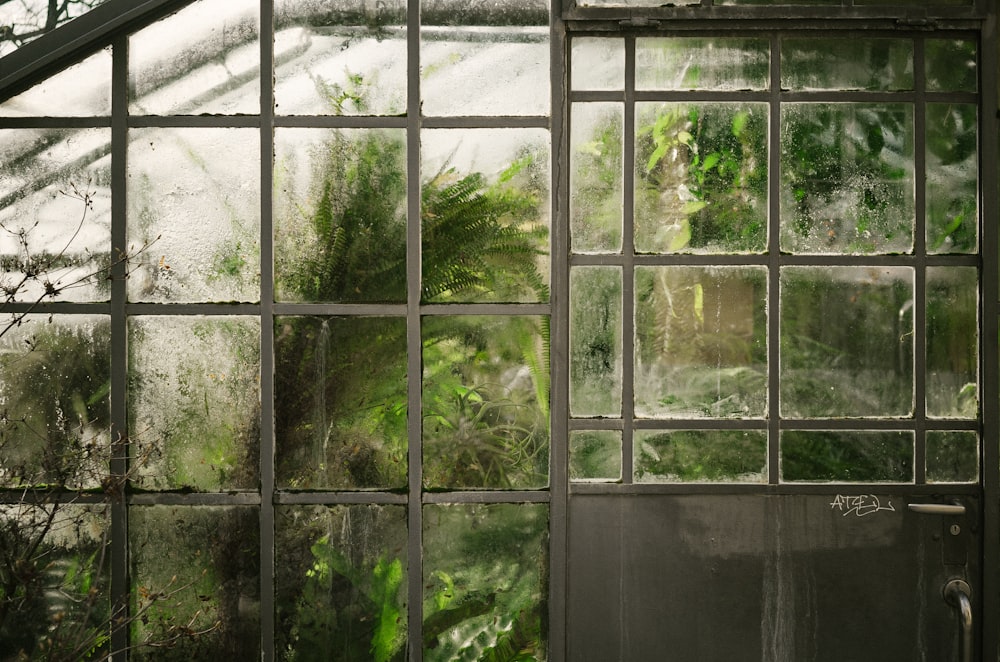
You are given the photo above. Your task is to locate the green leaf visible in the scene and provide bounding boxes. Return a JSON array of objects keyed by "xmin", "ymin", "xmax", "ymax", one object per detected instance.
[
  {"xmin": 701, "ymin": 153, "xmax": 721, "ymax": 172},
  {"xmin": 668, "ymin": 219, "xmax": 692, "ymax": 252},
  {"xmin": 371, "ymin": 557, "xmax": 404, "ymax": 662}
]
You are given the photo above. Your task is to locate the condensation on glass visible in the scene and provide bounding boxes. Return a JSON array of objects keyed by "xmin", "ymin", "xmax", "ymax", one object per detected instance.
[
  {"xmin": 634, "ymin": 429, "xmax": 767, "ymax": 483},
  {"xmin": 0, "ymin": 48, "xmax": 111, "ymax": 117},
  {"xmin": 570, "ymin": 430, "xmax": 623, "ymax": 481}
]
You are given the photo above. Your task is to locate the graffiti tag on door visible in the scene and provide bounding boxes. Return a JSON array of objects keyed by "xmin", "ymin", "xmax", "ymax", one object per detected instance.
[{"xmin": 829, "ymin": 494, "xmax": 896, "ymax": 517}]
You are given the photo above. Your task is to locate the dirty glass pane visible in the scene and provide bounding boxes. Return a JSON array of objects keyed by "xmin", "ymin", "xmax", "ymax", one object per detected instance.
[
  {"xmin": 571, "ymin": 37, "xmax": 624, "ymax": 91},
  {"xmin": 0, "ymin": 49, "xmax": 110, "ymax": 117},
  {"xmin": 927, "ymin": 267, "xmax": 978, "ymax": 419},
  {"xmin": 926, "ymin": 431, "xmax": 978, "ymax": 483},
  {"xmin": 781, "ymin": 431, "xmax": 913, "ymax": 483},
  {"xmin": 634, "ymin": 430, "xmax": 767, "ymax": 483},
  {"xmin": 634, "ymin": 266, "xmax": 767, "ymax": 419},
  {"xmin": 781, "ymin": 39, "xmax": 913, "ymax": 91},
  {"xmin": 927, "ymin": 103, "xmax": 977, "ymax": 254},
  {"xmin": 780, "ymin": 267, "xmax": 914, "ymax": 418},
  {"xmin": 579, "ymin": 0, "xmax": 698, "ymax": 6},
  {"xmin": 274, "ymin": 128, "xmax": 407, "ymax": 303},
  {"xmin": 780, "ymin": 103, "xmax": 914, "ymax": 254},
  {"xmin": 570, "ymin": 266, "xmax": 622, "ymax": 417},
  {"xmin": 127, "ymin": 128, "xmax": 260, "ymax": 302},
  {"xmin": 571, "ymin": 103, "xmax": 623, "ymax": 254},
  {"xmin": 421, "ymin": 0, "xmax": 549, "ymax": 116},
  {"xmin": 128, "ymin": 316, "xmax": 260, "ymax": 491},
  {"xmin": 718, "ymin": 0, "xmax": 836, "ymax": 4},
  {"xmin": 130, "ymin": 506, "xmax": 259, "ymax": 660},
  {"xmin": 129, "ymin": 0, "xmax": 260, "ymax": 115},
  {"xmin": 275, "ymin": 505, "xmax": 407, "ymax": 661},
  {"xmin": 0, "ymin": 504, "xmax": 109, "ymax": 658},
  {"xmin": 0, "ymin": 0, "xmax": 111, "ymax": 57},
  {"xmin": 421, "ymin": 129, "xmax": 549, "ymax": 303},
  {"xmin": 569, "ymin": 430, "xmax": 622, "ymax": 482},
  {"xmin": 422, "ymin": 316, "xmax": 549, "ymax": 489},
  {"xmin": 422, "ymin": 503, "xmax": 547, "ymax": 661},
  {"xmin": 275, "ymin": 316, "xmax": 407, "ymax": 490},
  {"xmin": 274, "ymin": 0, "xmax": 407, "ymax": 115},
  {"xmin": 636, "ymin": 38, "xmax": 769, "ymax": 91},
  {"xmin": 0, "ymin": 315, "xmax": 109, "ymax": 489},
  {"xmin": 0, "ymin": 128, "xmax": 111, "ymax": 302},
  {"xmin": 926, "ymin": 40, "xmax": 977, "ymax": 92},
  {"xmin": 635, "ymin": 102, "xmax": 768, "ymax": 254},
  {"xmin": 856, "ymin": 0, "xmax": 970, "ymax": 5}
]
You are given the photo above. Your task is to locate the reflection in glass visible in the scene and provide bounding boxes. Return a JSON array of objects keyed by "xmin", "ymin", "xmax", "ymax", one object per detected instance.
[
  {"xmin": 421, "ymin": 129, "xmax": 549, "ymax": 303},
  {"xmin": 275, "ymin": 505, "xmax": 407, "ymax": 660},
  {"xmin": 926, "ymin": 103, "xmax": 977, "ymax": 254},
  {"xmin": 129, "ymin": 0, "xmax": 260, "ymax": 115},
  {"xmin": 421, "ymin": 0, "xmax": 548, "ymax": 116},
  {"xmin": 635, "ymin": 266, "xmax": 767, "ymax": 419},
  {"xmin": 570, "ymin": 267, "xmax": 622, "ymax": 417},
  {"xmin": 0, "ymin": 49, "xmax": 111, "ymax": 117},
  {"xmin": 926, "ymin": 40, "xmax": 977, "ymax": 92},
  {"xmin": 570, "ymin": 430, "xmax": 622, "ymax": 482},
  {"xmin": 635, "ymin": 102, "xmax": 767, "ymax": 254},
  {"xmin": 781, "ymin": 431, "xmax": 913, "ymax": 483},
  {"xmin": 572, "ymin": 37, "xmax": 625, "ymax": 91},
  {"xmin": 781, "ymin": 103, "xmax": 914, "ymax": 254},
  {"xmin": 0, "ymin": 315, "xmax": 109, "ymax": 489},
  {"xmin": 634, "ymin": 430, "xmax": 767, "ymax": 483},
  {"xmin": 0, "ymin": 504, "xmax": 108, "ymax": 658},
  {"xmin": 781, "ymin": 38, "xmax": 913, "ymax": 91},
  {"xmin": 571, "ymin": 103, "xmax": 623, "ymax": 254},
  {"xmin": 780, "ymin": 267, "xmax": 914, "ymax": 418},
  {"xmin": 927, "ymin": 267, "xmax": 978, "ymax": 418},
  {"xmin": 274, "ymin": 128, "xmax": 407, "ymax": 303},
  {"xmin": 636, "ymin": 38, "xmax": 768, "ymax": 91},
  {"xmin": 422, "ymin": 503, "xmax": 548, "ymax": 661},
  {"xmin": 926, "ymin": 431, "xmax": 978, "ymax": 483},
  {"xmin": 422, "ymin": 316, "xmax": 549, "ymax": 489},
  {"xmin": 130, "ymin": 506, "xmax": 260, "ymax": 660},
  {"xmin": 127, "ymin": 128, "xmax": 260, "ymax": 302},
  {"xmin": 0, "ymin": 128, "xmax": 111, "ymax": 302},
  {"xmin": 275, "ymin": 316, "xmax": 407, "ymax": 490},
  {"xmin": 274, "ymin": 0, "xmax": 407, "ymax": 115},
  {"xmin": 128, "ymin": 316, "xmax": 260, "ymax": 491}
]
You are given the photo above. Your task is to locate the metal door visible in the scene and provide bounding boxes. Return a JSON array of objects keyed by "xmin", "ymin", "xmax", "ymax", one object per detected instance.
[{"xmin": 560, "ymin": 23, "xmax": 994, "ymax": 661}]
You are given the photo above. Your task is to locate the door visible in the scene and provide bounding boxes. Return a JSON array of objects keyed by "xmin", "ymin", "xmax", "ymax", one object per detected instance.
[{"xmin": 563, "ymin": 28, "xmax": 987, "ymax": 660}]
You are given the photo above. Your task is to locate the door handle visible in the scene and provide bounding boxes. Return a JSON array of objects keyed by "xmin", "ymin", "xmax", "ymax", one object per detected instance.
[
  {"xmin": 908, "ymin": 502, "xmax": 966, "ymax": 516},
  {"xmin": 944, "ymin": 579, "xmax": 973, "ymax": 662}
]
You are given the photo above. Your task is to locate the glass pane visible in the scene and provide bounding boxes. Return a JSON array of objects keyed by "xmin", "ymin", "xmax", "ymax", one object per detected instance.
[
  {"xmin": 274, "ymin": 128, "xmax": 407, "ymax": 303},
  {"xmin": 129, "ymin": 0, "xmax": 260, "ymax": 115},
  {"xmin": 130, "ymin": 506, "xmax": 260, "ymax": 659},
  {"xmin": 926, "ymin": 431, "xmax": 978, "ymax": 483},
  {"xmin": 0, "ymin": 49, "xmax": 111, "ymax": 117},
  {"xmin": 422, "ymin": 316, "xmax": 549, "ymax": 489},
  {"xmin": 780, "ymin": 103, "xmax": 914, "ymax": 254},
  {"xmin": 636, "ymin": 38, "xmax": 769, "ymax": 91},
  {"xmin": 781, "ymin": 39, "xmax": 913, "ymax": 91},
  {"xmin": 927, "ymin": 103, "xmax": 977, "ymax": 254},
  {"xmin": 422, "ymin": 503, "xmax": 547, "ymax": 661},
  {"xmin": 780, "ymin": 267, "xmax": 914, "ymax": 418},
  {"xmin": 0, "ymin": 128, "xmax": 111, "ymax": 302},
  {"xmin": 634, "ymin": 266, "xmax": 767, "ymax": 419},
  {"xmin": 274, "ymin": 0, "xmax": 407, "ymax": 115},
  {"xmin": 635, "ymin": 102, "xmax": 768, "ymax": 254},
  {"xmin": 0, "ymin": 0, "xmax": 111, "ymax": 56},
  {"xmin": 422, "ymin": 129, "xmax": 550, "ymax": 303},
  {"xmin": 421, "ymin": 0, "xmax": 548, "ymax": 116},
  {"xmin": 927, "ymin": 267, "xmax": 978, "ymax": 418},
  {"xmin": 128, "ymin": 316, "xmax": 260, "ymax": 491},
  {"xmin": 275, "ymin": 316, "xmax": 407, "ymax": 490},
  {"xmin": 571, "ymin": 37, "xmax": 624, "ymax": 91},
  {"xmin": 926, "ymin": 40, "xmax": 977, "ymax": 92},
  {"xmin": 569, "ymin": 430, "xmax": 622, "ymax": 482},
  {"xmin": 127, "ymin": 128, "xmax": 261, "ymax": 302},
  {"xmin": 634, "ymin": 429, "xmax": 767, "ymax": 483},
  {"xmin": 571, "ymin": 103, "xmax": 623, "ymax": 254},
  {"xmin": 781, "ymin": 430, "xmax": 913, "ymax": 483},
  {"xmin": 0, "ymin": 315, "xmax": 109, "ymax": 489},
  {"xmin": 570, "ymin": 266, "xmax": 622, "ymax": 417},
  {"xmin": 0, "ymin": 504, "xmax": 109, "ymax": 658},
  {"xmin": 275, "ymin": 504, "xmax": 408, "ymax": 661}
]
